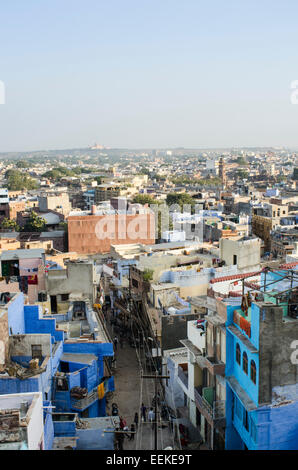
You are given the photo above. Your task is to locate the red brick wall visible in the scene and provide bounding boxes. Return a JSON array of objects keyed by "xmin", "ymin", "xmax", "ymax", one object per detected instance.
[{"xmin": 68, "ymin": 213, "xmax": 155, "ymax": 254}]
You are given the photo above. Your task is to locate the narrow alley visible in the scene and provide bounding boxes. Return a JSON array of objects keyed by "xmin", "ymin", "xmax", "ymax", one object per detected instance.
[{"xmin": 105, "ymin": 308, "xmax": 177, "ymax": 451}]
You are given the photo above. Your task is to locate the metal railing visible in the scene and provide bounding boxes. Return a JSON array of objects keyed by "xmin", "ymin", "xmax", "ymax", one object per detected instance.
[
  {"xmin": 71, "ymin": 388, "xmax": 98, "ymax": 411},
  {"xmin": 194, "ymin": 387, "xmax": 226, "ymax": 423},
  {"xmin": 194, "ymin": 387, "xmax": 213, "ymax": 417}
]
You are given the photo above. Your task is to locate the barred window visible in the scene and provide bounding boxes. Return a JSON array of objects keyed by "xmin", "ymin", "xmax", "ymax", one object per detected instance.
[
  {"xmin": 236, "ymin": 343, "xmax": 241, "ymax": 365},
  {"xmin": 250, "ymin": 360, "xmax": 257, "ymax": 384},
  {"xmin": 243, "ymin": 352, "xmax": 248, "ymax": 374}
]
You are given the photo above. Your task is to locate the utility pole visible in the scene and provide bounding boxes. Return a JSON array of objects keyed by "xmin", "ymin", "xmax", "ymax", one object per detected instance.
[{"xmin": 142, "ymin": 371, "xmax": 170, "ymax": 450}]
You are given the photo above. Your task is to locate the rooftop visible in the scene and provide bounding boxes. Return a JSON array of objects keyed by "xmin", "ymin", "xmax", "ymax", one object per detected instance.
[{"xmin": 0, "ymin": 248, "xmax": 45, "ymax": 260}]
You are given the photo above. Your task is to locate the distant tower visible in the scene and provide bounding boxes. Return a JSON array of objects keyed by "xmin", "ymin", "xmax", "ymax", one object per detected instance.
[{"xmin": 219, "ymin": 156, "xmax": 227, "ymax": 189}]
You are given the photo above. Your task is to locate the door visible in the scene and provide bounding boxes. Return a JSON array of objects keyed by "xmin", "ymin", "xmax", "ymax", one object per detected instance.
[{"xmin": 50, "ymin": 295, "xmax": 57, "ymax": 313}]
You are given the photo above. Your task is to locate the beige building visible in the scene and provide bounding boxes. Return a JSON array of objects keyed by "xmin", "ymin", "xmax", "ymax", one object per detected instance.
[
  {"xmin": 219, "ymin": 237, "xmax": 261, "ymax": 272},
  {"xmin": 38, "ymin": 192, "xmax": 71, "ymax": 217}
]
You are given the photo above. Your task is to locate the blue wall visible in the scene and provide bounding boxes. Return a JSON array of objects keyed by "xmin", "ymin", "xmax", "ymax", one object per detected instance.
[
  {"xmin": 24, "ymin": 305, "xmax": 64, "ymax": 343},
  {"xmin": 7, "ymin": 293, "xmax": 25, "ymax": 335},
  {"xmin": 256, "ymin": 402, "xmax": 298, "ymax": 450},
  {"xmin": 226, "ymin": 329, "xmax": 259, "ymax": 407},
  {"xmin": 226, "ymin": 386, "xmax": 298, "ymax": 450},
  {"xmin": 225, "ymin": 299, "xmax": 298, "ymax": 450},
  {"xmin": 53, "ymin": 417, "xmax": 77, "ymax": 437},
  {"xmin": 0, "ymin": 376, "xmax": 40, "ymax": 395},
  {"xmin": 43, "ymin": 404, "xmax": 54, "ymax": 450}
]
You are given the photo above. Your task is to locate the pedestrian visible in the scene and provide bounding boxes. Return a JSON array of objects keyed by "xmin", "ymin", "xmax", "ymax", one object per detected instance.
[
  {"xmin": 123, "ymin": 425, "xmax": 130, "ymax": 438},
  {"xmin": 113, "ymin": 336, "xmax": 118, "ymax": 351},
  {"xmin": 141, "ymin": 403, "xmax": 147, "ymax": 422},
  {"xmin": 115, "ymin": 428, "xmax": 124, "ymax": 450},
  {"xmin": 129, "ymin": 424, "xmax": 135, "ymax": 441},
  {"xmin": 134, "ymin": 412, "xmax": 139, "ymax": 429},
  {"xmin": 148, "ymin": 407, "xmax": 155, "ymax": 429},
  {"xmin": 119, "ymin": 416, "xmax": 125, "ymax": 429}
]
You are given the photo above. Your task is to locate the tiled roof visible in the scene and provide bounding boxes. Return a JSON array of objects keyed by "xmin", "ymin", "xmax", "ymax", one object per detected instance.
[
  {"xmin": 278, "ymin": 262, "xmax": 298, "ymax": 269},
  {"xmin": 210, "ymin": 271, "xmax": 261, "ymax": 284}
]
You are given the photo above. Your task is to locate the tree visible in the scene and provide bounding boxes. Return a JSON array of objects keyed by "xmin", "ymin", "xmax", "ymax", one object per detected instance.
[
  {"xmin": 236, "ymin": 169, "xmax": 249, "ymax": 179},
  {"xmin": 236, "ymin": 156, "xmax": 248, "ymax": 165},
  {"xmin": 0, "ymin": 218, "xmax": 20, "ymax": 231},
  {"xmin": 6, "ymin": 170, "xmax": 38, "ymax": 190},
  {"xmin": 95, "ymin": 176, "xmax": 103, "ymax": 185},
  {"xmin": 16, "ymin": 160, "xmax": 30, "ymax": 168},
  {"xmin": 23, "ymin": 211, "xmax": 46, "ymax": 232},
  {"xmin": 132, "ymin": 194, "xmax": 158, "ymax": 205},
  {"xmin": 42, "ymin": 169, "xmax": 62, "ymax": 180},
  {"xmin": 143, "ymin": 269, "xmax": 154, "ymax": 282},
  {"xmin": 166, "ymin": 193, "xmax": 196, "ymax": 209}
]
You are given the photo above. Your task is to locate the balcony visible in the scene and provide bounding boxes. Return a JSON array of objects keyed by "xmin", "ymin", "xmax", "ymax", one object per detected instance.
[
  {"xmin": 187, "ymin": 320, "xmax": 206, "ymax": 354},
  {"xmin": 204, "ymin": 356, "xmax": 225, "ymax": 376},
  {"xmin": 71, "ymin": 388, "xmax": 98, "ymax": 411},
  {"xmin": 194, "ymin": 386, "xmax": 226, "ymax": 428}
]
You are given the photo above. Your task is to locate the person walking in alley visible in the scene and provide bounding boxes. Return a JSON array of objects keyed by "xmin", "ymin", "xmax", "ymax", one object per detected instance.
[
  {"xmin": 119, "ymin": 416, "xmax": 126, "ymax": 430},
  {"xmin": 129, "ymin": 424, "xmax": 135, "ymax": 441},
  {"xmin": 115, "ymin": 428, "xmax": 124, "ymax": 450},
  {"xmin": 123, "ymin": 424, "xmax": 130, "ymax": 438},
  {"xmin": 141, "ymin": 403, "xmax": 147, "ymax": 422},
  {"xmin": 134, "ymin": 412, "xmax": 139, "ymax": 429},
  {"xmin": 113, "ymin": 336, "xmax": 118, "ymax": 351},
  {"xmin": 148, "ymin": 408, "xmax": 155, "ymax": 429}
]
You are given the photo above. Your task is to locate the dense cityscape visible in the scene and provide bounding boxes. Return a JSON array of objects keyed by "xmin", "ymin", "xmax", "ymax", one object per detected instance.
[
  {"xmin": 0, "ymin": 146, "xmax": 297, "ymax": 451},
  {"xmin": 1, "ymin": 0, "xmax": 298, "ymax": 458}
]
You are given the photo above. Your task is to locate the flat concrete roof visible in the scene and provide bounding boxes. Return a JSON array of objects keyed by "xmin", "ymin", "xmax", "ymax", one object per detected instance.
[
  {"xmin": 60, "ymin": 353, "xmax": 97, "ymax": 365},
  {"xmin": 226, "ymin": 375, "xmax": 258, "ymax": 411},
  {"xmin": 0, "ymin": 248, "xmax": 45, "ymax": 260}
]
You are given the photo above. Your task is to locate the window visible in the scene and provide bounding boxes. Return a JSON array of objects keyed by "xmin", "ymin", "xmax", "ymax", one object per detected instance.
[
  {"xmin": 234, "ymin": 395, "xmax": 242, "ymax": 420},
  {"xmin": 61, "ymin": 293, "xmax": 69, "ymax": 301},
  {"xmin": 236, "ymin": 343, "xmax": 241, "ymax": 365},
  {"xmin": 250, "ymin": 360, "xmax": 257, "ymax": 384},
  {"xmin": 56, "ymin": 377, "xmax": 68, "ymax": 391},
  {"xmin": 31, "ymin": 344, "xmax": 42, "ymax": 360},
  {"xmin": 251, "ymin": 418, "xmax": 257, "ymax": 442},
  {"xmin": 243, "ymin": 352, "xmax": 248, "ymax": 374},
  {"xmin": 243, "ymin": 409, "xmax": 249, "ymax": 431}
]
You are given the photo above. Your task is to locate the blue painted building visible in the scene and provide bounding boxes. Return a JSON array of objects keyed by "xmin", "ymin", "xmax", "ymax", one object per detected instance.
[
  {"xmin": 0, "ymin": 292, "xmax": 115, "ymax": 448},
  {"xmin": 225, "ymin": 289, "xmax": 298, "ymax": 450}
]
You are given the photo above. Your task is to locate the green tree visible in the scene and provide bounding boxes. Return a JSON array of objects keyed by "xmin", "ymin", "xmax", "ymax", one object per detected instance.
[
  {"xmin": 236, "ymin": 156, "xmax": 248, "ymax": 165},
  {"xmin": 95, "ymin": 176, "xmax": 103, "ymax": 185},
  {"xmin": 0, "ymin": 218, "xmax": 20, "ymax": 231},
  {"xmin": 6, "ymin": 170, "xmax": 38, "ymax": 190},
  {"xmin": 42, "ymin": 169, "xmax": 62, "ymax": 180},
  {"xmin": 143, "ymin": 269, "xmax": 154, "ymax": 282},
  {"xmin": 23, "ymin": 211, "xmax": 46, "ymax": 232},
  {"xmin": 16, "ymin": 160, "xmax": 30, "ymax": 168},
  {"xmin": 236, "ymin": 169, "xmax": 249, "ymax": 179},
  {"xmin": 166, "ymin": 193, "xmax": 196, "ymax": 208},
  {"xmin": 132, "ymin": 194, "xmax": 158, "ymax": 205}
]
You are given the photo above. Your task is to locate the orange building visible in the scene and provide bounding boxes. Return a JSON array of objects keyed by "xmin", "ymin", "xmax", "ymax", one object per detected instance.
[{"xmin": 68, "ymin": 208, "xmax": 155, "ymax": 254}]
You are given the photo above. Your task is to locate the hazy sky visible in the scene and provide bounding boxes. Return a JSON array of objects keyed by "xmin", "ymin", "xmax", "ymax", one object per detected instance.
[{"xmin": 1, "ymin": 0, "xmax": 298, "ymax": 152}]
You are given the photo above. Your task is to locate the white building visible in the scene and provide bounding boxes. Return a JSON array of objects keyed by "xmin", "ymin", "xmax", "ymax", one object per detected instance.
[{"xmin": 0, "ymin": 392, "xmax": 44, "ymax": 450}]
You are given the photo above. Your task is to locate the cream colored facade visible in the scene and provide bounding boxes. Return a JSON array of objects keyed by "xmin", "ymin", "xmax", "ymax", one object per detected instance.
[{"xmin": 219, "ymin": 237, "xmax": 261, "ymax": 272}]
